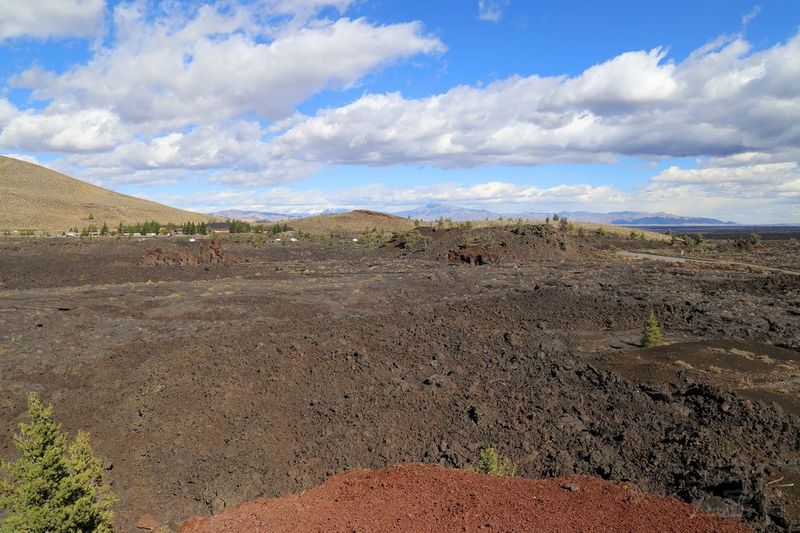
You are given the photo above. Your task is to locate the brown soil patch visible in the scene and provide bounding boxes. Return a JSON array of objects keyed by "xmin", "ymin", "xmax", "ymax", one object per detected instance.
[{"xmin": 180, "ymin": 464, "xmax": 748, "ymax": 532}]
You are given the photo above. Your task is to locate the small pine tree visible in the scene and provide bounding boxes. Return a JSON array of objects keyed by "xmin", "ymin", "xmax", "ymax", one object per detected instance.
[
  {"xmin": 58, "ymin": 432, "xmax": 115, "ymax": 531},
  {"xmin": 475, "ymin": 447, "xmax": 517, "ymax": 477},
  {"xmin": 641, "ymin": 309, "xmax": 663, "ymax": 347},
  {"xmin": 100, "ymin": 222, "xmax": 109, "ymax": 236},
  {"xmin": 0, "ymin": 393, "xmax": 116, "ymax": 532}
]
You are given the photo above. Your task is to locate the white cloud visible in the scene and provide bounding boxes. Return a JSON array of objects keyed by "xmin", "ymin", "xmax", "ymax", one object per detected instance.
[
  {"xmin": 0, "ymin": 0, "xmax": 105, "ymax": 40},
  {"xmin": 257, "ymin": 32, "xmax": 800, "ymax": 177},
  {"xmin": 742, "ymin": 6, "xmax": 761, "ymax": 29},
  {"xmin": 0, "ymin": 0, "xmax": 444, "ymax": 181},
  {"xmin": 1, "ymin": 4, "xmax": 797, "ymax": 223},
  {"xmin": 13, "ymin": 3, "xmax": 444, "ymax": 128},
  {"xmin": 649, "ymin": 162, "xmax": 800, "ymax": 199},
  {"xmin": 0, "ymin": 108, "xmax": 126, "ymax": 152},
  {"xmin": 0, "ymin": 97, "xmax": 17, "ymax": 122},
  {"xmin": 478, "ymin": 0, "xmax": 509, "ymax": 22}
]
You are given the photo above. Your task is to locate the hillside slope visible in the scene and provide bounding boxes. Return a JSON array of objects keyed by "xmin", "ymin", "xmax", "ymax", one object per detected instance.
[
  {"xmin": 0, "ymin": 156, "xmax": 212, "ymax": 231},
  {"xmin": 289, "ymin": 209, "xmax": 416, "ymax": 236}
]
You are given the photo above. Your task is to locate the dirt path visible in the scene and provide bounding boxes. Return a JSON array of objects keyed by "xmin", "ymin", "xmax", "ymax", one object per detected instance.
[{"xmin": 617, "ymin": 250, "xmax": 800, "ymax": 276}]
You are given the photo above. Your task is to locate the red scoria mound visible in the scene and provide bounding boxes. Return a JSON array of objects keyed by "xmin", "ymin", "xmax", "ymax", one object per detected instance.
[
  {"xmin": 139, "ymin": 241, "xmax": 241, "ymax": 267},
  {"xmin": 179, "ymin": 464, "xmax": 748, "ymax": 532}
]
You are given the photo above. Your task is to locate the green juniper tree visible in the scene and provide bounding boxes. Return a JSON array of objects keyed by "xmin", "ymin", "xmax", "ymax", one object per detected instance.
[
  {"xmin": 0, "ymin": 393, "xmax": 116, "ymax": 532},
  {"xmin": 641, "ymin": 309, "xmax": 663, "ymax": 348}
]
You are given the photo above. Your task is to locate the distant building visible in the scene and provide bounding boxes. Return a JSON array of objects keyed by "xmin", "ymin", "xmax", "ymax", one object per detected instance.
[{"xmin": 207, "ymin": 222, "xmax": 229, "ymax": 234}]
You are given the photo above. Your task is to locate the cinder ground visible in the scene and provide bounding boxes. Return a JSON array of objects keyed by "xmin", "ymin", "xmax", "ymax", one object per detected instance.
[
  {"xmin": 0, "ymin": 227, "xmax": 798, "ymax": 531},
  {"xmin": 180, "ymin": 465, "xmax": 749, "ymax": 532}
]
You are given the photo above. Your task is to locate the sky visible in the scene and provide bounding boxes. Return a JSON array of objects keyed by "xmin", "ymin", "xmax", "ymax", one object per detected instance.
[{"xmin": 0, "ymin": 0, "xmax": 799, "ymax": 223}]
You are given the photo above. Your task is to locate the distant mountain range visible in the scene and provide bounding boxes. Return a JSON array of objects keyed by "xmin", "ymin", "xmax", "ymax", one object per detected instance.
[
  {"xmin": 209, "ymin": 209, "xmax": 300, "ymax": 222},
  {"xmin": 514, "ymin": 210, "xmax": 735, "ymax": 225},
  {"xmin": 211, "ymin": 203, "xmax": 735, "ymax": 226},
  {"xmin": 211, "ymin": 208, "xmax": 348, "ymax": 222},
  {"xmin": 395, "ymin": 203, "xmax": 501, "ymax": 221},
  {"xmin": 391, "ymin": 203, "xmax": 734, "ymax": 225}
]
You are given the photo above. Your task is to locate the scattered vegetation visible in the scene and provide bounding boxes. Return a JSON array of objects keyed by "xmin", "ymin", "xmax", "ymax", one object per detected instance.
[
  {"xmin": 268, "ymin": 223, "xmax": 289, "ymax": 235},
  {"xmin": 0, "ymin": 393, "xmax": 116, "ymax": 532},
  {"xmin": 692, "ymin": 234, "xmax": 706, "ymax": 247},
  {"xmin": 182, "ymin": 221, "xmax": 208, "ymax": 235},
  {"xmin": 434, "ymin": 217, "xmax": 455, "ymax": 231},
  {"xmin": 641, "ymin": 310, "xmax": 663, "ymax": 348},
  {"xmin": 81, "ymin": 225, "xmax": 98, "ymax": 237},
  {"xmin": 474, "ymin": 446, "xmax": 517, "ymax": 477},
  {"xmin": 228, "ymin": 219, "xmax": 252, "ymax": 233},
  {"xmin": 395, "ymin": 230, "xmax": 431, "ymax": 251},
  {"xmin": 120, "ymin": 220, "xmax": 162, "ymax": 235},
  {"xmin": 358, "ymin": 229, "xmax": 389, "ymax": 248}
]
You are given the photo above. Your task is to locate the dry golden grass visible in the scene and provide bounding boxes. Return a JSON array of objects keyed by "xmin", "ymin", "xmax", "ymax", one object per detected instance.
[
  {"xmin": 0, "ymin": 156, "xmax": 214, "ymax": 232},
  {"xmin": 289, "ymin": 210, "xmax": 417, "ymax": 236}
]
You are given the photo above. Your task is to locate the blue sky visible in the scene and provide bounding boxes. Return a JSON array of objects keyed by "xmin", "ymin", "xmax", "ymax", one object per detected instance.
[{"xmin": 0, "ymin": 0, "xmax": 799, "ymax": 222}]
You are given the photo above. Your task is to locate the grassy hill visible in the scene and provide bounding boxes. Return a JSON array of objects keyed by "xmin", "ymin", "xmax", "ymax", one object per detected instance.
[
  {"xmin": 0, "ymin": 156, "xmax": 213, "ymax": 231},
  {"xmin": 289, "ymin": 210, "xmax": 417, "ymax": 236}
]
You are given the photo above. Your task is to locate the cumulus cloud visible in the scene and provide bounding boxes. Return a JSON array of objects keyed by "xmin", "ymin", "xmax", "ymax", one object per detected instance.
[
  {"xmin": 649, "ymin": 162, "xmax": 800, "ymax": 199},
  {"xmin": 0, "ymin": 108, "xmax": 126, "ymax": 152},
  {"xmin": 0, "ymin": 0, "xmax": 445, "ymax": 183},
  {"xmin": 259, "ymin": 32, "xmax": 800, "ymax": 177},
  {"xmin": 0, "ymin": 97, "xmax": 17, "ymax": 122},
  {"xmin": 11, "ymin": 3, "xmax": 444, "ymax": 129},
  {"xmin": 0, "ymin": 0, "xmax": 105, "ymax": 40}
]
